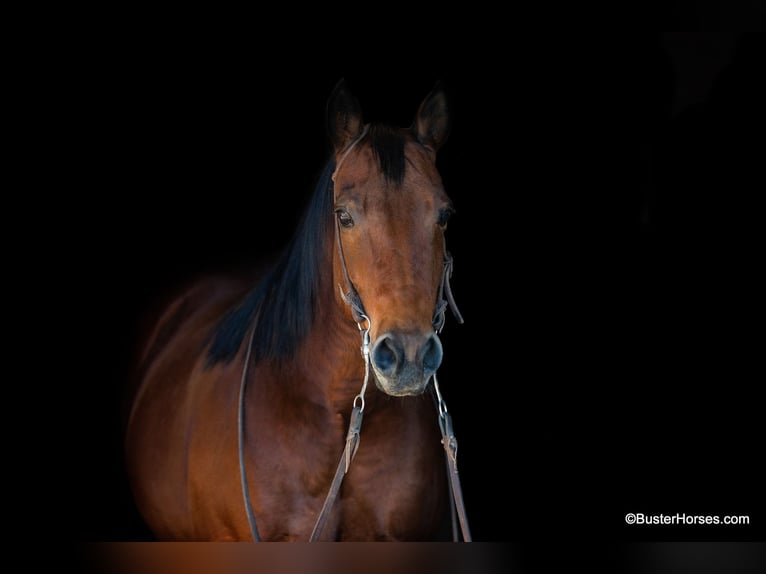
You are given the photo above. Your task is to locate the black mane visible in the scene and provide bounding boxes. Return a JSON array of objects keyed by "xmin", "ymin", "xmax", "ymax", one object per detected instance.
[
  {"xmin": 206, "ymin": 125, "xmax": 408, "ymax": 366},
  {"xmin": 205, "ymin": 159, "xmax": 335, "ymax": 366}
]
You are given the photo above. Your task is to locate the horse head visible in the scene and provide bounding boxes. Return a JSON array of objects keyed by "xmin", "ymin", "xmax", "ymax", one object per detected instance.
[{"xmin": 327, "ymin": 79, "xmax": 457, "ymax": 397}]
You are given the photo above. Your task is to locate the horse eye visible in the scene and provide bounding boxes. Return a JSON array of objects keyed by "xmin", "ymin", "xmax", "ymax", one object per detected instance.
[
  {"xmin": 336, "ymin": 209, "xmax": 354, "ymax": 228},
  {"xmin": 437, "ymin": 208, "xmax": 453, "ymax": 229}
]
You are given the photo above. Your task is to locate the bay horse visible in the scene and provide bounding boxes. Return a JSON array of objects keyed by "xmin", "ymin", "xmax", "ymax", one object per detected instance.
[{"xmin": 124, "ymin": 79, "xmax": 467, "ymax": 541}]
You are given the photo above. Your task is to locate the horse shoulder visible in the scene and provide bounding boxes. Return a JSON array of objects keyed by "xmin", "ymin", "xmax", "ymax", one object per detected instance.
[{"xmin": 124, "ymin": 274, "xmax": 256, "ymax": 539}]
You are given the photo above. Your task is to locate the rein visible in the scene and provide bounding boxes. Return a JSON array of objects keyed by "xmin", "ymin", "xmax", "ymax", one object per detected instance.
[{"xmin": 237, "ymin": 132, "xmax": 471, "ymax": 541}]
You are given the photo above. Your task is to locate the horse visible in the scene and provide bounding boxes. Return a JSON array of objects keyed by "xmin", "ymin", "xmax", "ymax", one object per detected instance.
[{"xmin": 124, "ymin": 79, "xmax": 468, "ymax": 541}]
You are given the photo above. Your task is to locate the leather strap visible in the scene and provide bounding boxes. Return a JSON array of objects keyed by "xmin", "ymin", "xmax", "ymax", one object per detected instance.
[
  {"xmin": 309, "ymin": 406, "xmax": 364, "ymax": 541},
  {"xmin": 438, "ymin": 408, "xmax": 472, "ymax": 541}
]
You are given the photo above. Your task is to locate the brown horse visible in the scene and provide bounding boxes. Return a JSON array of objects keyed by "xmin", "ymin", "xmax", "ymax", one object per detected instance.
[{"xmin": 124, "ymin": 79, "xmax": 466, "ymax": 541}]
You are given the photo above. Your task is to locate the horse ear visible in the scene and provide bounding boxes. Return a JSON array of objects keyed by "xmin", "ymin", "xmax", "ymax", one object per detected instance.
[
  {"xmin": 414, "ymin": 82, "xmax": 450, "ymax": 151},
  {"xmin": 327, "ymin": 78, "xmax": 364, "ymax": 151}
]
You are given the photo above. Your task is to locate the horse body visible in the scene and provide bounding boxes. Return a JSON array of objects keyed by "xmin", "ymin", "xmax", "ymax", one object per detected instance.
[{"xmin": 125, "ymin": 80, "xmax": 458, "ymax": 541}]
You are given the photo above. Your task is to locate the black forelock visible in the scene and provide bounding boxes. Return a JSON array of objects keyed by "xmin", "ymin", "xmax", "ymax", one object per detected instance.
[{"xmin": 366, "ymin": 124, "xmax": 406, "ymax": 186}]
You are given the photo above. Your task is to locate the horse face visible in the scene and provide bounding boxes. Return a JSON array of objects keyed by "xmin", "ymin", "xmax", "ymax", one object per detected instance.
[{"xmin": 328, "ymin": 81, "xmax": 453, "ymax": 397}]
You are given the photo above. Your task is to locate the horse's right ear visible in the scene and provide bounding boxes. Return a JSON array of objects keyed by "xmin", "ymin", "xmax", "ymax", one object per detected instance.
[
  {"xmin": 414, "ymin": 81, "xmax": 450, "ymax": 151},
  {"xmin": 327, "ymin": 79, "xmax": 364, "ymax": 151}
]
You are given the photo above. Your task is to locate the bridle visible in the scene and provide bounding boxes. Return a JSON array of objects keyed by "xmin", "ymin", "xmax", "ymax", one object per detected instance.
[{"xmin": 238, "ymin": 126, "xmax": 471, "ymax": 542}]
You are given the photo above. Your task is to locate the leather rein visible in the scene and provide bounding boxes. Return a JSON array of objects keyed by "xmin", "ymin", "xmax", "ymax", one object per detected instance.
[{"xmin": 238, "ymin": 128, "xmax": 471, "ymax": 541}]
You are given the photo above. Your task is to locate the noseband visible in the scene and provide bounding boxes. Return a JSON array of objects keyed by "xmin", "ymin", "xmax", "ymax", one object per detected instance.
[{"xmin": 238, "ymin": 128, "xmax": 471, "ymax": 542}]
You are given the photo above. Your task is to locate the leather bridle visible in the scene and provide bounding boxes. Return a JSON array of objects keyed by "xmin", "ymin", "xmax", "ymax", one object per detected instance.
[{"xmin": 238, "ymin": 128, "xmax": 471, "ymax": 541}]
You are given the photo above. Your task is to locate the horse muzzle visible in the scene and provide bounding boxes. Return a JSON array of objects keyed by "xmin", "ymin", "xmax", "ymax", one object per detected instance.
[{"xmin": 369, "ymin": 331, "xmax": 443, "ymax": 396}]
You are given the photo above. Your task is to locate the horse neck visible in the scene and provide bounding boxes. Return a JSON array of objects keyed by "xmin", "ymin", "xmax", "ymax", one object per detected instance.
[{"xmin": 295, "ymin": 279, "xmax": 369, "ymax": 413}]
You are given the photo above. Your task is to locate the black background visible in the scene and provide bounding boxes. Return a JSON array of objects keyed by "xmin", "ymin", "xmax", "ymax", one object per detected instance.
[{"xmin": 43, "ymin": 7, "xmax": 764, "ymax": 552}]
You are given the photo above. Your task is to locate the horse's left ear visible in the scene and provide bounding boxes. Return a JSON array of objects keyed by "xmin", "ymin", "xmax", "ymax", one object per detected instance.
[
  {"xmin": 414, "ymin": 82, "xmax": 450, "ymax": 151},
  {"xmin": 327, "ymin": 78, "xmax": 364, "ymax": 152}
]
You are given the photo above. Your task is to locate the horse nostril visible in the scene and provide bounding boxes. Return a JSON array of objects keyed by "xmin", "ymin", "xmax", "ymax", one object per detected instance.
[
  {"xmin": 422, "ymin": 334, "xmax": 443, "ymax": 375},
  {"xmin": 371, "ymin": 335, "xmax": 400, "ymax": 376},
  {"xmin": 372, "ymin": 332, "xmax": 443, "ymax": 381}
]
